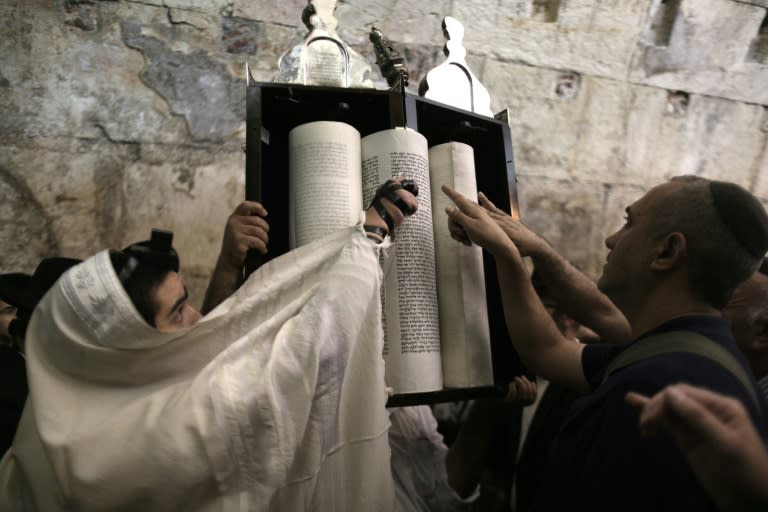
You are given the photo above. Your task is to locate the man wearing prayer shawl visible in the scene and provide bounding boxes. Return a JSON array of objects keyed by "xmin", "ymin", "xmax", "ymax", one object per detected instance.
[{"xmin": 0, "ymin": 181, "xmax": 418, "ymax": 511}]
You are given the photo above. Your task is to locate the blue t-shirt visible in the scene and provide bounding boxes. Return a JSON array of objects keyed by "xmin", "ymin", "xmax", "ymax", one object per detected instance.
[{"xmin": 531, "ymin": 315, "xmax": 765, "ymax": 512}]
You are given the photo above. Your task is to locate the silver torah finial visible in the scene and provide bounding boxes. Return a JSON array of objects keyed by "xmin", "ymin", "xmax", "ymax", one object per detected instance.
[
  {"xmin": 274, "ymin": 0, "xmax": 373, "ymax": 88},
  {"xmin": 418, "ymin": 16, "xmax": 492, "ymax": 117},
  {"xmin": 370, "ymin": 26, "xmax": 408, "ymax": 89}
]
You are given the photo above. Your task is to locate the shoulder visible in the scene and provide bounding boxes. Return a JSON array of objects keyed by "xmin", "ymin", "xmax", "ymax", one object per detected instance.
[
  {"xmin": 581, "ymin": 343, "xmax": 626, "ymax": 389},
  {"xmin": 608, "ymin": 349, "xmax": 763, "ymax": 425}
]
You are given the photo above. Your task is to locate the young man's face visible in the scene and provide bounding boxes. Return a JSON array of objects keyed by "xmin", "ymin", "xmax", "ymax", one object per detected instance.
[
  {"xmin": 0, "ymin": 299, "xmax": 17, "ymax": 339},
  {"xmin": 151, "ymin": 272, "xmax": 202, "ymax": 333}
]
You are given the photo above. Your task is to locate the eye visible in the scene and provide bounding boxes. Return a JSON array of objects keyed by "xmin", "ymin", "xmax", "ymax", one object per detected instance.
[{"xmin": 172, "ymin": 306, "xmax": 185, "ymax": 323}]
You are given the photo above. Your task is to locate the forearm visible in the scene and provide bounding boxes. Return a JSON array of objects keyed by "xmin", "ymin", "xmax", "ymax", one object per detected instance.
[
  {"xmin": 494, "ymin": 243, "xmax": 589, "ymax": 392},
  {"xmin": 711, "ymin": 438, "xmax": 768, "ymax": 512},
  {"xmin": 530, "ymin": 244, "xmax": 631, "ymax": 344},
  {"xmin": 201, "ymin": 258, "xmax": 243, "ymax": 314}
]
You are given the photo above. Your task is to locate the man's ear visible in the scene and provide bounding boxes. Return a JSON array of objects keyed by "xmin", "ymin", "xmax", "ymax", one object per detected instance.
[{"xmin": 651, "ymin": 232, "xmax": 687, "ymax": 271}]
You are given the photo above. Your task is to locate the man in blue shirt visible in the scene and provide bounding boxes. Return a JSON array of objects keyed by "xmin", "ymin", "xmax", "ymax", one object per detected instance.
[{"xmin": 442, "ymin": 176, "xmax": 768, "ymax": 511}]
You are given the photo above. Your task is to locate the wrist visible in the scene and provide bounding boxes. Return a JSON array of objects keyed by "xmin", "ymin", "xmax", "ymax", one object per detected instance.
[
  {"xmin": 529, "ymin": 240, "xmax": 562, "ymax": 269},
  {"xmin": 493, "ymin": 239, "xmax": 524, "ymax": 265},
  {"xmin": 215, "ymin": 254, "xmax": 244, "ymax": 277}
]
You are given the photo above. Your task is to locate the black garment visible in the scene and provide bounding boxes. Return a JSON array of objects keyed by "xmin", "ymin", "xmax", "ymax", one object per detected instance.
[
  {"xmin": 471, "ymin": 383, "xmax": 579, "ymax": 512},
  {"xmin": 532, "ymin": 315, "xmax": 766, "ymax": 512},
  {"xmin": 514, "ymin": 383, "xmax": 580, "ymax": 512},
  {"xmin": 0, "ymin": 346, "xmax": 27, "ymax": 455}
]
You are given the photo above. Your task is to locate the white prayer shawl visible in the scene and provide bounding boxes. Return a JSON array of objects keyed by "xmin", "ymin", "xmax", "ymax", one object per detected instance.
[{"xmin": 0, "ymin": 226, "xmax": 394, "ymax": 511}]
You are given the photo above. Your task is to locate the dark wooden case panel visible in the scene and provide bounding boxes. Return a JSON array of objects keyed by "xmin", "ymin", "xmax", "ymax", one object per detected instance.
[{"xmin": 245, "ymin": 82, "xmax": 525, "ymax": 405}]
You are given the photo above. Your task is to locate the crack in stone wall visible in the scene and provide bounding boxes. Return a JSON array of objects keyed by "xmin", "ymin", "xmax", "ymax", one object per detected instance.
[
  {"xmin": 121, "ymin": 18, "xmax": 243, "ymax": 142},
  {"xmin": 0, "ymin": 0, "xmax": 765, "ymax": 304}
]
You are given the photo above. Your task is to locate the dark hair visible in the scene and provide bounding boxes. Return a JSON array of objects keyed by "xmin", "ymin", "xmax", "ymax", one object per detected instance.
[
  {"xmin": 650, "ymin": 176, "xmax": 768, "ymax": 309},
  {"xmin": 2, "ymin": 257, "xmax": 81, "ymax": 340},
  {"xmin": 110, "ymin": 252, "xmax": 172, "ymax": 327}
]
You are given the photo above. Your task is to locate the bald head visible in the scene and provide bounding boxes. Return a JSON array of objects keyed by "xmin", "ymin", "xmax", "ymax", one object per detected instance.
[{"xmin": 649, "ymin": 176, "xmax": 768, "ymax": 308}]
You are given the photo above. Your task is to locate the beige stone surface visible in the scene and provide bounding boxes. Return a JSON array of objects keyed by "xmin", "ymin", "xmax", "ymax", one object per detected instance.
[
  {"xmin": 454, "ymin": 0, "xmax": 648, "ymax": 80},
  {"xmin": 233, "ymin": 0, "xmax": 307, "ymax": 27},
  {"xmin": 0, "ymin": 0, "xmax": 766, "ymax": 309},
  {"xmin": 630, "ymin": 0, "xmax": 768, "ymax": 104},
  {"xmin": 517, "ymin": 175, "xmax": 613, "ymax": 278},
  {"xmin": 482, "ymin": 57, "xmax": 767, "ymax": 197}
]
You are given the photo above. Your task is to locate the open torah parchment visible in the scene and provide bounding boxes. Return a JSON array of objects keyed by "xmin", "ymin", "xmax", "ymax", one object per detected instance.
[{"xmin": 289, "ymin": 121, "xmax": 493, "ymax": 394}]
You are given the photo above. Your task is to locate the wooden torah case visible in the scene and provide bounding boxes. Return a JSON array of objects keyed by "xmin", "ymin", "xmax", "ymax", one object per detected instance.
[{"xmin": 245, "ymin": 81, "xmax": 523, "ymax": 406}]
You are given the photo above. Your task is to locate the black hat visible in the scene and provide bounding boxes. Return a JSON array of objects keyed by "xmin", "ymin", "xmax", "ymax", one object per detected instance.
[
  {"xmin": 0, "ymin": 257, "xmax": 82, "ymax": 312},
  {"xmin": 709, "ymin": 181, "xmax": 768, "ymax": 260},
  {"xmin": 116, "ymin": 229, "xmax": 179, "ymax": 284}
]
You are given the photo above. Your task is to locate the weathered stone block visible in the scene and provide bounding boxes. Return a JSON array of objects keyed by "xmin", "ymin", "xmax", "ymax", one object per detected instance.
[
  {"xmin": 0, "ymin": 2, "xmax": 192, "ymax": 144},
  {"xmin": 517, "ymin": 175, "xmax": 617, "ymax": 279},
  {"xmin": 64, "ymin": 0, "xmax": 100, "ymax": 32},
  {"xmin": 121, "ymin": 146, "xmax": 244, "ymax": 272},
  {"xmin": 122, "ymin": 16, "xmax": 245, "ymax": 142},
  {"xmin": 737, "ymin": 0, "xmax": 768, "ymax": 8},
  {"xmin": 1, "ymin": 0, "xmax": 767, "ymax": 310},
  {"xmin": 0, "ymin": 138, "xmax": 139, "ymax": 261},
  {"xmin": 483, "ymin": 56, "xmax": 765, "ymax": 191},
  {"xmin": 168, "ymin": 8, "xmax": 219, "ymax": 31},
  {"xmin": 753, "ymin": 140, "xmax": 768, "ymax": 201},
  {"xmin": 335, "ymin": 0, "xmax": 450, "ymax": 45},
  {"xmin": 481, "ymin": 59, "xmax": 583, "ymax": 180},
  {"xmin": 0, "ymin": 168, "xmax": 58, "ymax": 274},
  {"xmin": 232, "ymin": 0, "xmax": 306, "ymax": 26},
  {"xmin": 455, "ymin": 0, "xmax": 647, "ymax": 80},
  {"xmin": 630, "ymin": 0, "xmax": 768, "ymax": 104},
  {"xmin": 163, "ymin": 0, "xmax": 232, "ymax": 15}
]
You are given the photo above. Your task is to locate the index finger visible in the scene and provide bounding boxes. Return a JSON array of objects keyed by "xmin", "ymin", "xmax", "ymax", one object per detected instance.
[
  {"xmin": 441, "ymin": 185, "xmax": 480, "ymax": 215},
  {"xmin": 234, "ymin": 201, "xmax": 268, "ymax": 217},
  {"xmin": 478, "ymin": 192, "xmax": 504, "ymax": 215},
  {"xmin": 625, "ymin": 391, "xmax": 650, "ymax": 410},
  {"xmin": 643, "ymin": 386, "xmax": 735, "ymax": 444},
  {"xmin": 660, "ymin": 384, "xmax": 746, "ymax": 420}
]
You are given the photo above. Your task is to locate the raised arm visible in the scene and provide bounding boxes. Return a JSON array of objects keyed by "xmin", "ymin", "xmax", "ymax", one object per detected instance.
[
  {"xmin": 477, "ymin": 192, "xmax": 631, "ymax": 345},
  {"xmin": 203, "ymin": 180, "xmax": 419, "ymax": 314},
  {"xmin": 446, "ymin": 376, "xmax": 537, "ymax": 498},
  {"xmin": 626, "ymin": 384, "xmax": 768, "ymax": 512},
  {"xmin": 443, "ymin": 185, "xmax": 589, "ymax": 393},
  {"xmin": 202, "ymin": 201, "xmax": 270, "ymax": 314}
]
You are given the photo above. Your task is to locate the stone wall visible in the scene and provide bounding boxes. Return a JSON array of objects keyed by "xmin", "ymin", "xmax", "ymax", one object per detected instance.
[{"xmin": 1, "ymin": 0, "xmax": 766, "ymax": 306}]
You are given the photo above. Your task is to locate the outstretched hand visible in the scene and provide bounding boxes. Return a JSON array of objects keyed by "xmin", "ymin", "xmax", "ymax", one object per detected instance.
[
  {"xmin": 505, "ymin": 375, "xmax": 538, "ymax": 406},
  {"xmin": 441, "ymin": 185, "xmax": 518, "ymax": 258},
  {"xmin": 202, "ymin": 201, "xmax": 270, "ymax": 314},
  {"xmin": 626, "ymin": 384, "xmax": 768, "ymax": 512},
  {"xmin": 477, "ymin": 192, "xmax": 548, "ymax": 257},
  {"xmin": 219, "ymin": 201, "xmax": 270, "ymax": 271}
]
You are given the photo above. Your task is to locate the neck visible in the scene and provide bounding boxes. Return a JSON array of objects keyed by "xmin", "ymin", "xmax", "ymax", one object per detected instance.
[{"xmin": 622, "ymin": 289, "xmax": 721, "ymax": 340}]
